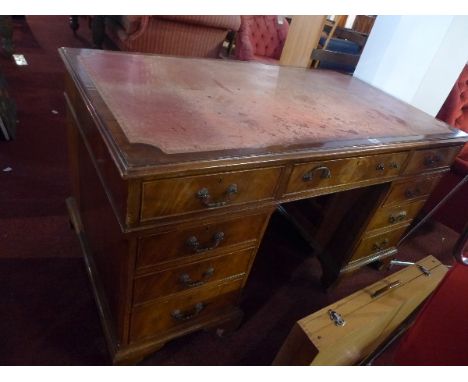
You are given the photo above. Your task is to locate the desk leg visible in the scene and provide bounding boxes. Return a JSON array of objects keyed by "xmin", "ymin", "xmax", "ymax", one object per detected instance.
[{"xmin": 316, "ymin": 184, "xmax": 388, "ymax": 289}]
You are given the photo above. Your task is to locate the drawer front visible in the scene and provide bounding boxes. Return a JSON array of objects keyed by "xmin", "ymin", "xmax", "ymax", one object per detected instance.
[
  {"xmin": 285, "ymin": 152, "xmax": 408, "ymax": 195},
  {"xmin": 140, "ymin": 167, "xmax": 281, "ymax": 221},
  {"xmin": 133, "ymin": 248, "xmax": 253, "ymax": 305},
  {"xmin": 403, "ymin": 146, "xmax": 461, "ymax": 175},
  {"xmin": 382, "ymin": 175, "xmax": 442, "ymax": 207},
  {"xmin": 349, "ymin": 225, "xmax": 409, "ymax": 263},
  {"xmin": 366, "ymin": 199, "xmax": 426, "ymax": 232},
  {"xmin": 130, "ymin": 279, "xmax": 243, "ymax": 342},
  {"xmin": 137, "ymin": 213, "xmax": 268, "ymax": 270}
]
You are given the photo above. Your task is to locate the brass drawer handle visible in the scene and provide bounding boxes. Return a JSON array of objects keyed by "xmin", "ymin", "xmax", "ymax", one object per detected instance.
[
  {"xmin": 424, "ymin": 154, "xmax": 442, "ymax": 167},
  {"xmin": 179, "ymin": 267, "xmax": 215, "ymax": 288},
  {"xmin": 186, "ymin": 231, "xmax": 225, "ymax": 253},
  {"xmin": 405, "ymin": 188, "xmax": 421, "ymax": 198},
  {"xmin": 302, "ymin": 166, "xmax": 331, "ymax": 182},
  {"xmin": 197, "ymin": 184, "xmax": 238, "ymax": 208},
  {"xmin": 171, "ymin": 302, "xmax": 205, "ymax": 322},
  {"xmin": 377, "ymin": 162, "xmax": 399, "ymax": 171},
  {"xmin": 372, "ymin": 238, "xmax": 389, "ymax": 251},
  {"xmin": 371, "ymin": 280, "xmax": 401, "ymax": 298},
  {"xmin": 376, "ymin": 163, "xmax": 385, "ymax": 171},
  {"xmin": 388, "ymin": 211, "xmax": 407, "ymax": 224}
]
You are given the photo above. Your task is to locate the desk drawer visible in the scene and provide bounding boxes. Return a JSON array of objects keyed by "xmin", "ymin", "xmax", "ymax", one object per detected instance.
[
  {"xmin": 285, "ymin": 152, "xmax": 408, "ymax": 195},
  {"xmin": 366, "ymin": 199, "xmax": 426, "ymax": 232},
  {"xmin": 382, "ymin": 175, "xmax": 442, "ymax": 207},
  {"xmin": 403, "ymin": 146, "xmax": 461, "ymax": 175},
  {"xmin": 136, "ymin": 213, "xmax": 268, "ymax": 270},
  {"xmin": 133, "ymin": 248, "xmax": 253, "ymax": 305},
  {"xmin": 130, "ymin": 279, "xmax": 243, "ymax": 342},
  {"xmin": 140, "ymin": 167, "xmax": 281, "ymax": 221},
  {"xmin": 349, "ymin": 225, "xmax": 409, "ymax": 263}
]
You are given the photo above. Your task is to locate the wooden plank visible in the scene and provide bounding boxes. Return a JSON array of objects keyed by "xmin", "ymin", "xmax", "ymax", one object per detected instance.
[
  {"xmin": 280, "ymin": 16, "xmax": 325, "ymax": 68},
  {"xmin": 300, "ymin": 256, "xmax": 441, "ymax": 335},
  {"xmin": 336, "ymin": 16, "xmax": 348, "ymax": 28},
  {"xmin": 273, "ymin": 323, "xmax": 319, "ymax": 366},
  {"xmin": 353, "ymin": 15, "xmax": 376, "ymax": 35},
  {"xmin": 273, "ymin": 256, "xmax": 448, "ymax": 365}
]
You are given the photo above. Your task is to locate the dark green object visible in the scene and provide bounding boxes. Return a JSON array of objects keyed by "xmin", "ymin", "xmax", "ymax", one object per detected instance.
[
  {"xmin": 0, "ymin": 16, "xmax": 16, "ymax": 140},
  {"xmin": 0, "ymin": 16, "xmax": 14, "ymax": 57},
  {"xmin": 0, "ymin": 70, "xmax": 17, "ymax": 140}
]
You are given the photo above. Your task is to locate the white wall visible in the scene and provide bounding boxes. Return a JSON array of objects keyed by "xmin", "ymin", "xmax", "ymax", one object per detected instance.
[{"xmin": 354, "ymin": 16, "xmax": 468, "ymax": 116}]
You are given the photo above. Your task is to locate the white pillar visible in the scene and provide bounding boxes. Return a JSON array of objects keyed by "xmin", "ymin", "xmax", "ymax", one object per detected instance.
[{"xmin": 354, "ymin": 16, "xmax": 468, "ymax": 117}]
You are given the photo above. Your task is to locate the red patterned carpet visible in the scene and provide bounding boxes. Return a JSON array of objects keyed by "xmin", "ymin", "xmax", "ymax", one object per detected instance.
[{"xmin": 0, "ymin": 16, "xmax": 461, "ymax": 365}]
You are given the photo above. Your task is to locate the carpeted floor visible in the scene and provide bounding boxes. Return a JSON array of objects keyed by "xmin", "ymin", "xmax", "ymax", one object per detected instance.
[{"xmin": 0, "ymin": 16, "xmax": 461, "ymax": 366}]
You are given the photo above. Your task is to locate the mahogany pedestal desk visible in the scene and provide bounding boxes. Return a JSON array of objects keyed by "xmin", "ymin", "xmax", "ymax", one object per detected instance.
[{"xmin": 59, "ymin": 48, "xmax": 467, "ymax": 364}]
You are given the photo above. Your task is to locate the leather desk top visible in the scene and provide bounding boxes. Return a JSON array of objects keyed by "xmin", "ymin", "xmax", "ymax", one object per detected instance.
[{"xmin": 60, "ymin": 48, "xmax": 467, "ymax": 175}]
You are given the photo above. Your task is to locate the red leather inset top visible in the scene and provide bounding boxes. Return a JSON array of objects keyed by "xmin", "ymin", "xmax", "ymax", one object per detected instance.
[{"xmin": 78, "ymin": 50, "xmax": 458, "ymax": 155}]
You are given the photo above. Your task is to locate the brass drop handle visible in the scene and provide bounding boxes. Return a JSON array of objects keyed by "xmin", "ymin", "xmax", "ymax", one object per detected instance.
[
  {"xmin": 186, "ymin": 231, "xmax": 225, "ymax": 253},
  {"xmin": 405, "ymin": 188, "xmax": 421, "ymax": 198},
  {"xmin": 171, "ymin": 302, "xmax": 205, "ymax": 321},
  {"xmin": 371, "ymin": 280, "xmax": 401, "ymax": 298},
  {"xmin": 372, "ymin": 238, "xmax": 389, "ymax": 251},
  {"xmin": 179, "ymin": 267, "xmax": 215, "ymax": 288},
  {"xmin": 197, "ymin": 184, "xmax": 238, "ymax": 208},
  {"xmin": 377, "ymin": 162, "xmax": 399, "ymax": 171},
  {"xmin": 424, "ymin": 154, "xmax": 442, "ymax": 167},
  {"xmin": 376, "ymin": 163, "xmax": 385, "ymax": 171},
  {"xmin": 388, "ymin": 211, "xmax": 407, "ymax": 224},
  {"xmin": 303, "ymin": 166, "xmax": 332, "ymax": 182}
]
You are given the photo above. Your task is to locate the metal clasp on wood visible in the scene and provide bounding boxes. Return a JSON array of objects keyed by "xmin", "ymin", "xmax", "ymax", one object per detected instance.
[
  {"xmin": 371, "ymin": 280, "xmax": 402, "ymax": 298},
  {"xmin": 389, "ymin": 260, "xmax": 431, "ymax": 276},
  {"xmin": 328, "ymin": 309, "xmax": 345, "ymax": 326}
]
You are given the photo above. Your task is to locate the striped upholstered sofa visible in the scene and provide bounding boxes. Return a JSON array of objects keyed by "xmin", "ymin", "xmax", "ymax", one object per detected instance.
[{"xmin": 104, "ymin": 16, "xmax": 241, "ymax": 58}]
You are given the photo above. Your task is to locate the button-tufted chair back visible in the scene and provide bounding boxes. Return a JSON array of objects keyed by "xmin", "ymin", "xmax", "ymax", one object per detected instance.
[
  {"xmin": 235, "ymin": 16, "xmax": 289, "ymax": 63},
  {"xmin": 437, "ymin": 64, "xmax": 468, "ymax": 132},
  {"xmin": 421, "ymin": 64, "xmax": 468, "ymax": 233},
  {"xmin": 436, "ymin": 64, "xmax": 468, "ymax": 174}
]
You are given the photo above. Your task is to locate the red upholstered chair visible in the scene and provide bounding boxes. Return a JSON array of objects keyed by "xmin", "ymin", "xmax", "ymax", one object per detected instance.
[
  {"xmin": 367, "ymin": 225, "xmax": 468, "ymax": 366},
  {"xmin": 422, "ymin": 65, "xmax": 468, "ymax": 233},
  {"xmin": 391, "ymin": 226, "xmax": 468, "ymax": 365},
  {"xmin": 235, "ymin": 16, "xmax": 289, "ymax": 64},
  {"xmin": 437, "ymin": 64, "xmax": 468, "ymax": 175},
  {"xmin": 378, "ymin": 70, "xmax": 468, "ymax": 364}
]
